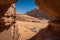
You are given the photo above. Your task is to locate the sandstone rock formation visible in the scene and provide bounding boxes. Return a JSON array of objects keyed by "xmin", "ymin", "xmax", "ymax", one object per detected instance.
[
  {"xmin": 0, "ymin": 0, "xmax": 17, "ymax": 40},
  {"xmin": 4, "ymin": 4, "xmax": 16, "ymax": 26},
  {"xmin": 26, "ymin": 8, "xmax": 55, "ymax": 20},
  {"xmin": 29, "ymin": 0, "xmax": 60, "ymax": 40},
  {"xmin": 0, "ymin": 0, "xmax": 17, "ymax": 5},
  {"xmin": 0, "ymin": 4, "xmax": 16, "ymax": 40},
  {"xmin": 35, "ymin": 0, "xmax": 60, "ymax": 19},
  {"xmin": 16, "ymin": 14, "xmax": 43, "ymax": 23}
]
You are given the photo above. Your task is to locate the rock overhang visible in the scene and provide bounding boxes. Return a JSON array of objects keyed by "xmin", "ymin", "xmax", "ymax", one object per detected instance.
[{"xmin": 0, "ymin": 0, "xmax": 17, "ymax": 5}]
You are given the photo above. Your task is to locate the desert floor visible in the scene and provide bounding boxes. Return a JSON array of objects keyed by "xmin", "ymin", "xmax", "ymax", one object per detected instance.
[{"xmin": 16, "ymin": 20, "xmax": 49, "ymax": 40}]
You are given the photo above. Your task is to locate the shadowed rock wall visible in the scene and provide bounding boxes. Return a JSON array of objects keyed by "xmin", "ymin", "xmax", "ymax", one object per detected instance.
[
  {"xmin": 0, "ymin": 0, "xmax": 17, "ymax": 40},
  {"xmin": 0, "ymin": 0, "xmax": 17, "ymax": 5},
  {"xmin": 35, "ymin": 0, "xmax": 60, "ymax": 18},
  {"xmin": 0, "ymin": 4, "xmax": 16, "ymax": 40}
]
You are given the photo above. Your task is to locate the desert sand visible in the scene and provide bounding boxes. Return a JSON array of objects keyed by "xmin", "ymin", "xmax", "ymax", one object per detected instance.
[
  {"xmin": 16, "ymin": 21, "xmax": 48, "ymax": 40},
  {"xmin": 15, "ymin": 14, "xmax": 49, "ymax": 40}
]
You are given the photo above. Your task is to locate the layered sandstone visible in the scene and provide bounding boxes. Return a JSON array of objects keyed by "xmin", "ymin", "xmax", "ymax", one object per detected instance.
[
  {"xmin": 26, "ymin": 8, "xmax": 55, "ymax": 20},
  {"xmin": 16, "ymin": 14, "xmax": 41, "ymax": 22},
  {"xmin": 0, "ymin": 0, "xmax": 17, "ymax": 5},
  {"xmin": 35, "ymin": 0, "xmax": 60, "ymax": 18},
  {"xmin": 0, "ymin": 4, "xmax": 16, "ymax": 40},
  {"xmin": 0, "ymin": 0, "xmax": 17, "ymax": 40}
]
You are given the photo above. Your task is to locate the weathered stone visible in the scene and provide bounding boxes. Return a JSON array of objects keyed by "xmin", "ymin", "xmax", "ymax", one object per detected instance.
[
  {"xmin": 0, "ymin": 0, "xmax": 17, "ymax": 5},
  {"xmin": 30, "ymin": 0, "xmax": 60, "ymax": 40},
  {"xmin": 0, "ymin": 0, "xmax": 18, "ymax": 40},
  {"xmin": 26, "ymin": 8, "xmax": 55, "ymax": 20},
  {"xmin": 0, "ymin": 4, "xmax": 17, "ymax": 40},
  {"xmin": 4, "ymin": 4, "xmax": 15, "ymax": 26},
  {"xmin": 0, "ymin": 4, "xmax": 15, "ymax": 27},
  {"xmin": 35, "ymin": 0, "xmax": 60, "ymax": 19},
  {"xmin": 16, "ymin": 14, "xmax": 42, "ymax": 23}
]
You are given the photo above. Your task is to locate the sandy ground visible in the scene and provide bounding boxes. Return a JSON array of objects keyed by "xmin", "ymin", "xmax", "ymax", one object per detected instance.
[
  {"xmin": 0, "ymin": 14, "xmax": 49, "ymax": 40},
  {"xmin": 0, "ymin": 20, "xmax": 49, "ymax": 40},
  {"xmin": 16, "ymin": 20, "xmax": 49, "ymax": 40}
]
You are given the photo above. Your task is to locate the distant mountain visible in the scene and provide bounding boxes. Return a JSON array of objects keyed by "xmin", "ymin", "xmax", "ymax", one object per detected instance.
[{"xmin": 25, "ymin": 8, "xmax": 55, "ymax": 20}]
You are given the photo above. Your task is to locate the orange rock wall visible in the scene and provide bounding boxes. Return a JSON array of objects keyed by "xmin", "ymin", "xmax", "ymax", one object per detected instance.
[
  {"xmin": 0, "ymin": 0, "xmax": 17, "ymax": 5},
  {"xmin": 35, "ymin": 0, "xmax": 60, "ymax": 18}
]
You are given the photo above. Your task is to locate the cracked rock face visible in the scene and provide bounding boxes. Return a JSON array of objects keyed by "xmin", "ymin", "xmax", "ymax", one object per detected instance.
[{"xmin": 0, "ymin": 0, "xmax": 17, "ymax": 5}]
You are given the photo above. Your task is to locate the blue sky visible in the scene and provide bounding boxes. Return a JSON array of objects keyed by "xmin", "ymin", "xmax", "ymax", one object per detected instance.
[{"xmin": 16, "ymin": 0, "xmax": 38, "ymax": 13}]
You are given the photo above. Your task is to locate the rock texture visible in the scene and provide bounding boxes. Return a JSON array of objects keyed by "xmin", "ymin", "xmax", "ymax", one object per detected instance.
[
  {"xmin": 0, "ymin": 0, "xmax": 17, "ymax": 5},
  {"xmin": 0, "ymin": 0, "xmax": 17, "ymax": 40},
  {"xmin": 35, "ymin": 0, "xmax": 60, "ymax": 18},
  {"xmin": 4, "ymin": 4, "xmax": 15, "ymax": 26},
  {"xmin": 16, "ymin": 14, "xmax": 47, "ymax": 23},
  {"xmin": 15, "ymin": 13, "xmax": 49, "ymax": 40},
  {"xmin": 26, "ymin": 8, "xmax": 55, "ymax": 20},
  {"xmin": 0, "ymin": 4, "xmax": 16, "ymax": 40}
]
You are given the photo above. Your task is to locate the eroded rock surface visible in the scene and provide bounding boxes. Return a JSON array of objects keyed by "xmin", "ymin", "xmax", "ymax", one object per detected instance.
[
  {"xmin": 35, "ymin": 0, "xmax": 60, "ymax": 18},
  {"xmin": 16, "ymin": 14, "xmax": 48, "ymax": 23},
  {"xmin": 0, "ymin": 0, "xmax": 17, "ymax": 5},
  {"xmin": 0, "ymin": 0, "xmax": 17, "ymax": 40},
  {"xmin": 26, "ymin": 8, "xmax": 55, "ymax": 20}
]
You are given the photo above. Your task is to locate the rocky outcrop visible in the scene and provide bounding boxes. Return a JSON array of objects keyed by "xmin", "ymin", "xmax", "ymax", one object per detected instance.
[
  {"xmin": 26, "ymin": 8, "xmax": 55, "ymax": 20},
  {"xmin": 0, "ymin": 0, "xmax": 17, "ymax": 40},
  {"xmin": 0, "ymin": 0, "xmax": 16, "ymax": 28},
  {"xmin": 16, "ymin": 14, "xmax": 42, "ymax": 23},
  {"xmin": 0, "ymin": 4, "xmax": 15, "ymax": 31},
  {"xmin": 0, "ymin": 0, "xmax": 17, "ymax": 5},
  {"xmin": 35, "ymin": 0, "xmax": 60, "ymax": 19},
  {"xmin": 0, "ymin": 4, "xmax": 16, "ymax": 40}
]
